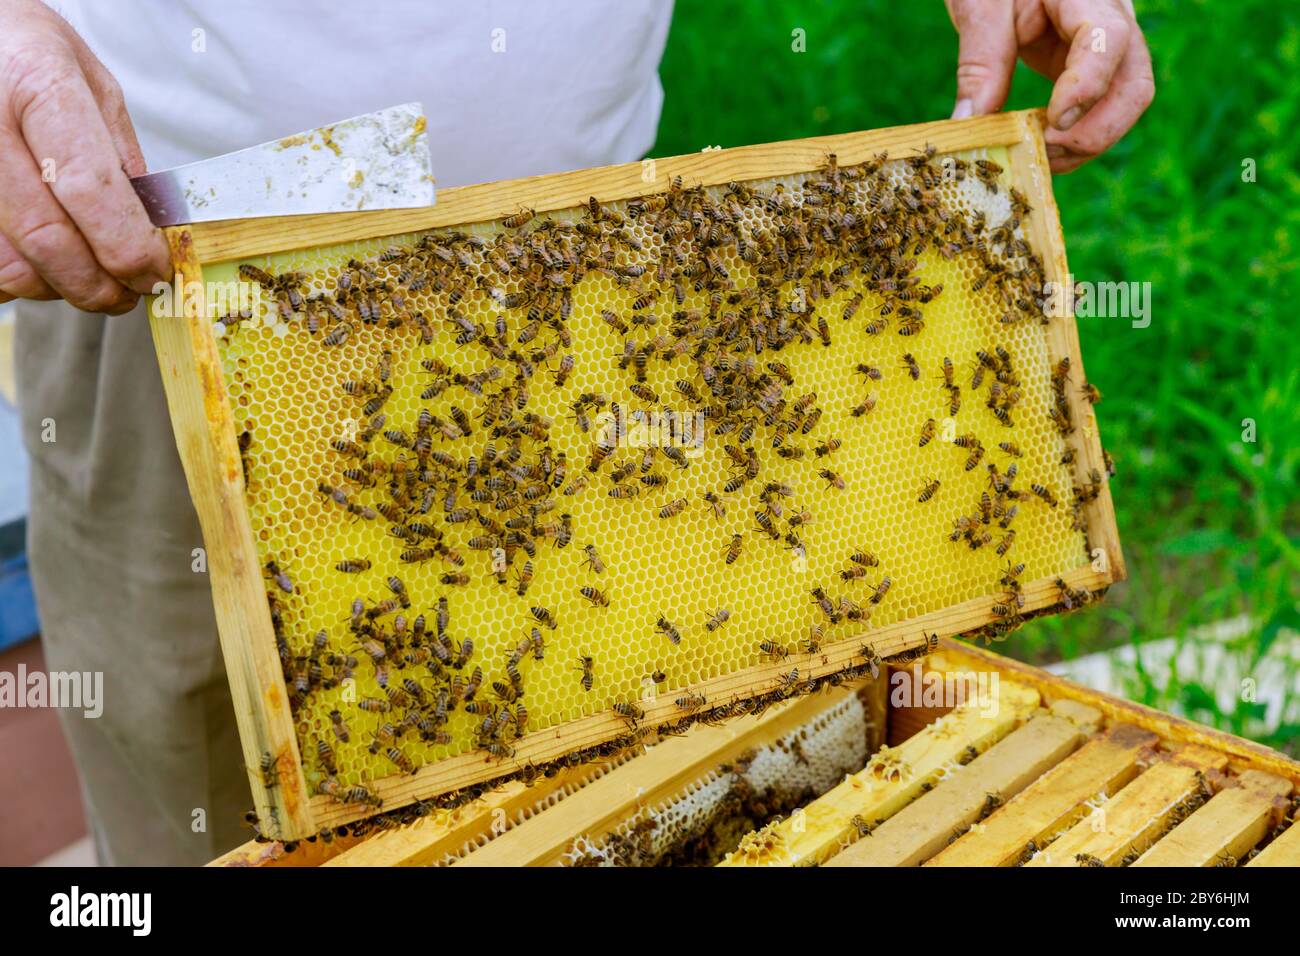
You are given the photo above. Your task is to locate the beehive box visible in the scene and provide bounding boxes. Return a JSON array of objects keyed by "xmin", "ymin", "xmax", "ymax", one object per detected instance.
[
  {"xmin": 211, "ymin": 643, "xmax": 1300, "ymax": 867},
  {"xmin": 152, "ymin": 109, "xmax": 1123, "ymax": 841}
]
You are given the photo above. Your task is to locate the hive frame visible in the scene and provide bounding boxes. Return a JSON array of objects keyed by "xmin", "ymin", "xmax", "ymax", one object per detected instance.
[{"xmin": 151, "ymin": 109, "xmax": 1123, "ymax": 840}]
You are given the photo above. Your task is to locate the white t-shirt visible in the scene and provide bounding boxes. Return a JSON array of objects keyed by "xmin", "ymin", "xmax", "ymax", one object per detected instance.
[{"xmin": 51, "ymin": 0, "xmax": 673, "ymax": 187}]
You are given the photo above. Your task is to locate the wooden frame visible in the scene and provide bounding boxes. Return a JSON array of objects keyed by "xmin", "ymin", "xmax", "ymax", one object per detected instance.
[
  {"xmin": 154, "ymin": 109, "xmax": 1123, "ymax": 841},
  {"xmin": 929, "ymin": 640, "xmax": 1298, "ymax": 781}
]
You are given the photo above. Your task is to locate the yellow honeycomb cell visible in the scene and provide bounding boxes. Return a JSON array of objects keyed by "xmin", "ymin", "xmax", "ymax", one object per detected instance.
[{"xmin": 205, "ymin": 146, "xmax": 1090, "ymax": 799}]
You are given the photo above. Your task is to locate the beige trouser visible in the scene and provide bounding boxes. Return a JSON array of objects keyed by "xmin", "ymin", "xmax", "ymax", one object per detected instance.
[{"xmin": 16, "ymin": 298, "xmax": 247, "ymax": 865}]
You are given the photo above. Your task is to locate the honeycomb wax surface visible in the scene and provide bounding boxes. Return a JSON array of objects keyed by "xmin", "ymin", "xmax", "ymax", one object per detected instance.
[
  {"xmin": 207, "ymin": 145, "xmax": 1090, "ymax": 800},
  {"xmin": 560, "ymin": 691, "xmax": 871, "ymax": 867}
]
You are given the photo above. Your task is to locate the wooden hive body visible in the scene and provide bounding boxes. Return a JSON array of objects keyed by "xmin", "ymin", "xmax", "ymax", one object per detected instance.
[{"xmin": 212, "ymin": 643, "xmax": 1300, "ymax": 867}]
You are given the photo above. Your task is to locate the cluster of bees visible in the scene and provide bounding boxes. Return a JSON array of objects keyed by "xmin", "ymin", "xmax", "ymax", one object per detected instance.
[{"xmin": 230, "ymin": 138, "xmax": 1106, "ymax": 821}]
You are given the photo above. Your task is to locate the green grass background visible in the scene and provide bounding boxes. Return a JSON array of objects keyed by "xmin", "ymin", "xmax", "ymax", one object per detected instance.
[{"xmin": 653, "ymin": 0, "xmax": 1300, "ymax": 753}]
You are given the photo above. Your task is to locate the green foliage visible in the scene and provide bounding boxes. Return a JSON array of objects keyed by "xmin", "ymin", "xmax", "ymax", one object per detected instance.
[{"xmin": 656, "ymin": 0, "xmax": 1300, "ymax": 753}]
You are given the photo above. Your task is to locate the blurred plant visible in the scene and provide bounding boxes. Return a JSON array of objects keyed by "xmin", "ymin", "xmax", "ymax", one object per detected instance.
[{"xmin": 657, "ymin": 0, "xmax": 1299, "ymax": 750}]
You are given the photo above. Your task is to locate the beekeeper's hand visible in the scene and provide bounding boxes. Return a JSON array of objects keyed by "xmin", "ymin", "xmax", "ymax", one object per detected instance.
[
  {"xmin": 0, "ymin": 0, "xmax": 170, "ymax": 314},
  {"xmin": 945, "ymin": 0, "xmax": 1155, "ymax": 173}
]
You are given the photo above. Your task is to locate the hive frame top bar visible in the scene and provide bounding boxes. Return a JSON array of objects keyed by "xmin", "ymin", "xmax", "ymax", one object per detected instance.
[
  {"xmin": 186, "ymin": 111, "xmax": 1034, "ymax": 264},
  {"xmin": 155, "ymin": 108, "xmax": 1124, "ymax": 841}
]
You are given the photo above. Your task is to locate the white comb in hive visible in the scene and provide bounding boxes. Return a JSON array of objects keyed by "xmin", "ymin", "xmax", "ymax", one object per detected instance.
[{"xmin": 559, "ymin": 691, "xmax": 871, "ymax": 867}]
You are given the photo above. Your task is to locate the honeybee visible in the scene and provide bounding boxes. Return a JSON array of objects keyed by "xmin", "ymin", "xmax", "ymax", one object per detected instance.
[
  {"xmin": 335, "ymin": 558, "xmax": 371, "ymax": 573},
  {"xmin": 918, "ymin": 478, "xmax": 940, "ymax": 503},
  {"xmin": 802, "ymin": 624, "xmax": 825, "ymax": 654},
  {"xmin": 811, "ymin": 587, "xmax": 838, "ymax": 622},
  {"xmin": 361, "ymin": 386, "xmax": 393, "ymax": 417},
  {"xmin": 384, "ymin": 575, "xmax": 410, "ymax": 608},
  {"xmin": 855, "ymin": 363, "xmax": 882, "ymax": 381},
  {"xmin": 1056, "ymin": 578, "xmax": 1093, "ymax": 610},
  {"xmin": 946, "ymin": 384, "xmax": 961, "ymax": 416},
  {"xmin": 919, "ymin": 418, "xmax": 936, "ymax": 447},
  {"xmin": 657, "ymin": 615, "xmax": 682, "ymax": 646},
  {"xmin": 819, "ymin": 468, "xmax": 845, "ymax": 491},
  {"xmin": 316, "ymin": 737, "xmax": 337, "ymax": 775},
  {"xmin": 329, "ymin": 439, "xmax": 367, "ymax": 459},
  {"xmin": 870, "ymin": 576, "xmax": 893, "ymax": 605},
  {"xmin": 340, "ymin": 784, "xmax": 382, "ymax": 808},
  {"xmin": 460, "ymin": 665, "xmax": 484, "ymax": 703},
  {"xmin": 760, "ymin": 640, "xmax": 789, "ymax": 660},
  {"xmin": 577, "ymin": 654, "xmax": 595, "ymax": 692},
  {"xmin": 340, "ymin": 378, "xmax": 376, "ymax": 396},
  {"xmin": 317, "ymin": 708, "xmax": 350, "ymax": 750},
  {"xmin": 449, "ymin": 637, "xmax": 472, "ymax": 670},
  {"xmin": 974, "ymin": 158, "xmax": 1003, "ymax": 192},
  {"xmin": 900, "ymin": 353, "xmax": 921, "ymax": 380},
  {"xmin": 658, "ymin": 497, "xmax": 687, "ymax": 519},
  {"xmin": 676, "ymin": 691, "xmax": 707, "ymax": 711},
  {"xmin": 1031, "ymin": 483, "xmax": 1058, "ymax": 507},
  {"xmin": 385, "ymin": 747, "xmax": 416, "ymax": 775},
  {"xmin": 237, "ymin": 264, "xmax": 275, "ymax": 286},
  {"xmin": 264, "ymin": 560, "xmax": 293, "ymax": 594},
  {"xmin": 998, "ymin": 441, "xmax": 1022, "ymax": 458},
  {"xmin": 851, "ymin": 395, "xmax": 877, "ymax": 417},
  {"xmin": 502, "ymin": 206, "xmax": 537, "ymax": 229},
  {"xmin": 843, "ymin": 294, "xmax": 864, "ymax": 322},
  {"xmin": 237, "ymin": 429, "xmax": 254, "ymax": 483},
  {"xmin": 514, "ymin": 559, "xmax": 535, "ymax": 597},
  {"xmin": 704, "ymin": 608, "xmax": 731, "ymax": 632},
  {"xmin": 776, "ymin": 668, "xmax": 801, "ymax": 694},
  {"xmin": 850, "ymin": 550, "xmax": 879, "ymax": 568},
  {"xmin": 579, "ymin": 586, "xmax": 610, "ymax": 608},
  {"xmin": 602, "ymin": 701, "xmax": 644, "ymax": 733},
  {"xmin": 256, "ymin": 751, "xmax": 280, "ymax": 788},
  {"xmin": 724, "ymin": 533, "xmax": 744, "ymax": 565},
  {"xmin": 483, "ymin": 741, "xmax": 516, "ymax": 761},
  {"xmin": 582, "ymin": 544, "xmax": 606, "ymax": 574}
]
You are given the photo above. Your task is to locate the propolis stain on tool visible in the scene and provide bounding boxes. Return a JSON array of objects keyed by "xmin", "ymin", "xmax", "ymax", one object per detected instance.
[{"xmin": 206, "ymin": 145, "xmax": 1098, "ymax": 805}]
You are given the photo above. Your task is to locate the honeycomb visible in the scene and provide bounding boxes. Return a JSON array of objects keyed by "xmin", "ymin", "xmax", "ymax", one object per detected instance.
[
  {"xmin": 205, "ymin": 145, "xmax": 1092, "ymax": 808},
  {"xmin": 559, "ymin": 691, "xmax": 871, "ymax": 866}
]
